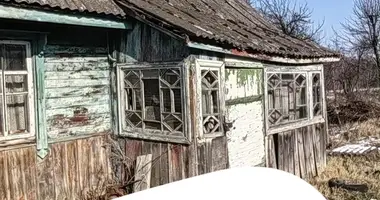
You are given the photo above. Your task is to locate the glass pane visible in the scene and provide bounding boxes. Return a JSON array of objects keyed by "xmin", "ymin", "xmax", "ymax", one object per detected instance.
[
  {"xmin": 6, "ymin": 94, "xmax": 28, "ymax": 135},
  {"xmin": 163, "ymin": 89, "xmax": 171, "ymax": 112},
  {"xmin": 173, "ymin": 89, "xmax": 181, "ymax": 113},
  {"xmin": 143, "ymin": 79, "xmax": 160, "ymax": 122},
  {"xmin": 5, "ymin": 75, "xmax": 27, "ymax": 93},
  {"xmin": 4, "ymin": 44, "xmax": 27, "ymax": 71}
]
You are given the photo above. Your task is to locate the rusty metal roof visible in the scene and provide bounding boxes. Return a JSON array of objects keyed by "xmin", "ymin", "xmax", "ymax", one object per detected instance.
[
  {"xmin": 2, "ymin": 0, "xmax": 126, "ymax": 16},
  {"xmin": 116, "ymin": 0, "xmax": 339, "ymax": 59}
]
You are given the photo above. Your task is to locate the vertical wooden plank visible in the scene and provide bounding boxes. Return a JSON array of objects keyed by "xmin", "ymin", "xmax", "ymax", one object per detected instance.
[
  {"xmin": 298, "ymin": 127, "xmax": 307, "ymax": 179},
  {"xmin": 169, "ymin": 144, "xmax": 182, "ymax": 182},
  {"xmin": 288, "ymin": 131, "xmax": 295, "ymax": 175},
  {"xmin": 66, "ymin": 140, "xmax": 79, "ymax": 199},
  {"xmin": 96, "ymin": 136, "xmax": 107, "ymax": 193},
  {"xmin": 308, "ymin": 126, "xmax": 317, "ymax": 177},
  {"xmin": 37, "ymin": 149, "xmax": 55, "ymax": 200},
  {"xmin": 133, "ymin": 154, "xmax": 152, "ymax": 192},
  {"xmin": 114, "ymin": 138, "xmax": 125, "ymax": 185},
  {"xmin": 26, "ymin": 147, "xmax": 37, "ymax": 200},
  {"xmin": 52, "ymin": 143, "xmax": 67, "ymax": 200},
  {"xmin": 266, "ymin": 135, "xmax": 277, "ymax": 169},
  {"xmin": 283, "ymin": 132, "xmax": 290, "ymax": 173},
  {"xmin": 319, "ymin": 123, "xmax": 327, "ymax": 169},
  {"xmin": 197, "ymin": 143, "xmax": 206, "ymax": 175},
  {"xmin": 150, "ymin": 143, "xmax": 161, "ymax": 188},
  {"xmin": 159, "ymin": 143, "xmax": 169, "ymax": 185},
  {"xmin": 181, "ymin": 145, "xmax": 189, "ymax": 179},
  {"xmin": 277, "ymin": 133, "xmax": 284, "ymax": 171},
  {"xmin": 88, "ymin": 137, "xmax": 95, "ymax": 192},
  {"xmin": 20, "ymin": 149, "xmax": 28, "ymax": 200},
  {"xmin": 8, "ymin": 150, "xmax": 22, "ymax": 200},
  {"xmin": 293, "ymin": 129, "xmax": 301, "ymax": 178},
  {"xmin": 77, "ymin": 139, "xmax": 90, "ymax": 197},
  {"xmin": 124, "ymin": 140, "xmax": 142, "ymax": 184},
  {"xmin": 312, "ymin": 124, "xmax": 322, "ymax": 175},
  {"xmin": 211, "ymin": 137, "xmax": 228, "ymax": 172},
  {"xmin": 0, "ymin": 150, "xmax": 10, "ymax": 200}
]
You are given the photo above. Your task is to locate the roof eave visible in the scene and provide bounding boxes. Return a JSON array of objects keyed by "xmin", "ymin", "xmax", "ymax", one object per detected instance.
[{"xmin": 187, "ymin": 42, "xmax": 341, "ymax": 64}]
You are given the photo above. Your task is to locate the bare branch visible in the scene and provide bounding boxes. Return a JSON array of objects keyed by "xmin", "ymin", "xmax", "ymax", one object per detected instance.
[{"xmin": 252, "ymin": 0, "xmax": 324, "ymax": 43}]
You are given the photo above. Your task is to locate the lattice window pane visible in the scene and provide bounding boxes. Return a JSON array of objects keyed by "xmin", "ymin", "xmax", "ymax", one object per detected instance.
[
  {"xmin": 201, "ymin": 69, "xmax": 222, "ymax": 135},
  {"xmin": 312, "ymin": 73, "xmax": 322, "ymax": 116},
  {"xmin": 123, "ymin": 66, "xmax": 184, "ymax": 135},
  {"xmin": 267, "ymin": 73, "xmax": 308, "ymax": 126}
]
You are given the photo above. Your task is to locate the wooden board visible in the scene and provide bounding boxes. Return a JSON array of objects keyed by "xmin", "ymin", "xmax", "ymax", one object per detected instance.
[{"xmin": 133, "ymin": 154, "xmax": 152, "ymax": 192}]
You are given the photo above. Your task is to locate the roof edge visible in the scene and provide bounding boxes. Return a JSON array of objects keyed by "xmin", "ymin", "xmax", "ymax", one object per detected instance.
[{"xmin": 187, "ymin": 42, "xmax": 341, "ymax": 64}]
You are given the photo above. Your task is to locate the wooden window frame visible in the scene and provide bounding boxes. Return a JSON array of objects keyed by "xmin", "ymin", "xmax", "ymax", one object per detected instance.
[
  {"xmin": 117, "ymin": 62, "xmax": 190, "ymax": 144},
  {"xmin": 0, "ymin": 40, "xmax": 35, "ymax": 142},
  {"xmin": 265, "ymin": 67, "xmax": 326, "ymax": 135},
  {"xmin": 195, "ymin": 59, "xmax": 225, "ymax": 138}
]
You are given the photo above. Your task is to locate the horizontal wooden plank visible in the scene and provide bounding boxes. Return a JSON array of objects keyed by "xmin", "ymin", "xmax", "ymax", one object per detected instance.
[
  {"xmin": 46, "ymin": 78, "xmax": 109, "ymax": 88},
  {"xmin": 46, "ymin": 85, "xmax": 109, "ymax": 98},
  {"xmin": 45, "ymin": 45, "xmax": 108, "ymax": 55},
  {"xmin": 47, "ymin": 119, "xmax": 111, "ymax": 138},
  {"xmin": 45, "ymin": 70, "xmax": 109, "ymax": 80},
  {"xmin": 46, "ymin": 104, "xmax": 110, "ymax": 119},
  {"xmin": 225, "ymin": 95, "xmax": 263, "ymax": 106},
  {"xmin": 44, "ymin": 62, "xmax": 109, "ymax": 72},
  {"xmin": 267, "ymin": 117, "xmax": 325, "ymax": 135},
  {"xmin": 46, "ymin": 95, "xmax": 109, "ymax": 109}
]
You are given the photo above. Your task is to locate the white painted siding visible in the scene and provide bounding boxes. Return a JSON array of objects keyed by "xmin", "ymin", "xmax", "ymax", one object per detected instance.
[{"xmin": 225, "ymin": 68, "xmax": 265, "ymax": 167}]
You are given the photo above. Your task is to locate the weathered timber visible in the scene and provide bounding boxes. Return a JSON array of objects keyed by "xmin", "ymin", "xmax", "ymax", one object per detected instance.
[
  {"xmin": 328, "ymin": 179, "xmax": 369, "ymax": 193},
  {"xmin": 133, "ymin": 154, "xmax": 152, "ymax": 193}
]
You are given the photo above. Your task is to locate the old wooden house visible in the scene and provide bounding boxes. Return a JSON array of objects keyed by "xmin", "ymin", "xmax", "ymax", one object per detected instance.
[{"xmin": 0, "ymin": 0, "xmax": 340, "ymax": 199}]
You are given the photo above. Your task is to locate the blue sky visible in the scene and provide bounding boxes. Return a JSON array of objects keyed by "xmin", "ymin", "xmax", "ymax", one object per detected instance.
[{"xmin": 307, "ymin": 0, "xmax": 354, "ymax": 44}]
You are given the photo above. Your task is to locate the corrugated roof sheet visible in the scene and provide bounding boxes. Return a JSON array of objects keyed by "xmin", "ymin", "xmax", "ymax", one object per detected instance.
[
  {"xmin": 2, "ymin": 0, "xmax": 125, "ymax": 16},
  {"xmin": 116, "ymin": 0, "xmax": 339, "ymax": 59}
]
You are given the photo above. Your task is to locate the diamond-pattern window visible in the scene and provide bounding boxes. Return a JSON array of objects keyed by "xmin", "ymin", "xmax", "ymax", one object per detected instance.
[
  {"xmin": 201, "ymin": 69, "xmax": 223, "ymax": 135},
  {"xmin": 267, "ymin": 73, "xmax": 308, "ymax": 126},
  {"xmin": 122, "ymin": 66, "xmax": 184, "ymax": 136},
  {"xmin": 312, "ymin": 73, "xmax": 322, "ymax": 116}
]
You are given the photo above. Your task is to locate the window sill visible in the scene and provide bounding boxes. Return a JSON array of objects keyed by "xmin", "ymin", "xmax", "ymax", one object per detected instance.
[
  {"xmin": 0, "ymin": 136, "xmax": 35, "ymax": 150},
  {"xmin": 119, "ymin": 131, "xmax": 191, "ymax": 145},
  {"xmin": 267, "ymin": 116, "xmax": 325, "ymax": 135}
]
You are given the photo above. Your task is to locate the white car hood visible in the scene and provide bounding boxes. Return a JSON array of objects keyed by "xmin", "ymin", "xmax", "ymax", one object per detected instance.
[{"xmin": 116, "ymin": 167, "xmax": 325, "ymax": 200}]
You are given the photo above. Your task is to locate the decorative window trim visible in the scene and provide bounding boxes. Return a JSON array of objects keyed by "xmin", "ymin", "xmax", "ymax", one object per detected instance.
[
  {"xmin": 117, "ymin": 62, "xmax": 190, "ymax": 144},
  {"xmin": 0, "ymin": 30, "xmax": 47, "ymax": 158},
  {"xmin": 265, "ymin": 67, "xmax": 326, "ymax": 135},
  {"xmin": 195, "ymin": 59, "xmax": 225, "ymax": 138}
]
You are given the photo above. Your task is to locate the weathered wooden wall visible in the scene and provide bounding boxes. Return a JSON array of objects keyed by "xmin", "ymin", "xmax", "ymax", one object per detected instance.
[
  {"xmin": 113, "ymin": 23, "xmax": 229, "ymax": 190},
  {"xmin": 124, "ymin": 21, "xmax": 188, "ymax": 62},
  {"xmin": 44, "ymin": 26, "xmax": 112, "ymax": 139},
  {"xmin": 0, "ymin": 135, "xmax": 109, "ymax": 200},
  {"xmin": 266, "ymin": 123, "xmax": 326, "ymax": 179},
  {"xmin": 112, "ymin": 136, "xmax": 227, "ymax": 189}
]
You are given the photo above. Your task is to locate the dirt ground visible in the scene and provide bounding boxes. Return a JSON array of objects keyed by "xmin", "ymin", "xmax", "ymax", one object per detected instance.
[{"xmin": 310, "ymin": 118, "xmax": 380, "ymax": 200}]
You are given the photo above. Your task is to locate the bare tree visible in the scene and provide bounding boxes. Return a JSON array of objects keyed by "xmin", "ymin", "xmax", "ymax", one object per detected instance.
[
  {"xmin": 342, "ymin": 0, "xmax": 380, "ymax": 79},
  {"xmin": 252, "ymin": 0, "xmax": 324, "ymax": 42}
]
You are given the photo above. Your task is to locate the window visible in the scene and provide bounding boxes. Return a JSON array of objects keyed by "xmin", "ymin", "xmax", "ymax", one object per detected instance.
[
  {"xmin": 267, "ymin": 71, "xmax": 324, "ymax": 127},
  {"xmin": 312, "ymin": 73, "xmax": 322, "ymax": 116},
  {"xmin": 0, "ymin": 41, "xmax": 35, "ymax": 140},
  {"xmin": 267, "ymin": 73, "xmax": 307, "ymax": 126},
  {"xmin": 196, "ymin": 60, "xmax": 225, "ymax": 138},
  {"xmin": 119, "ymin": 63, "xmax": 187, "ymax": 142}
]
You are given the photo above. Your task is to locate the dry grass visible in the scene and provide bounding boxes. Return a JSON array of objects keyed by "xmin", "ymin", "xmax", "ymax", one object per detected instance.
[
  {"xmin": 310, "ymin": 117, "xmax": 380, "ymax": 200},
  {"xmin": 310, "ymin": 155, "xmax": 380, "ymax": 200}
]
